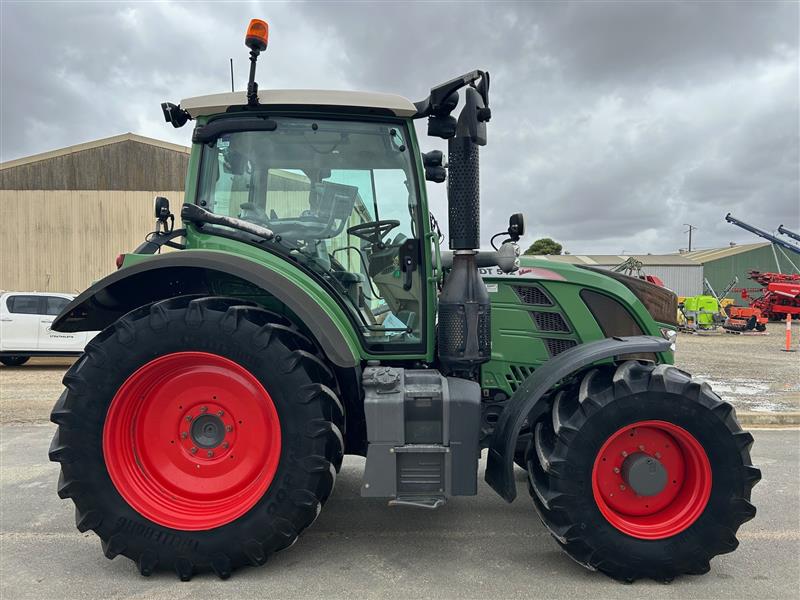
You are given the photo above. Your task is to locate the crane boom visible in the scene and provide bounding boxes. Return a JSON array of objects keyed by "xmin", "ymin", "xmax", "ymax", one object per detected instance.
[
  {"xmin": 725, "ymin": 213, "xmax": 800, "ymax": 255},
  {"xmin": 778, "ymin": 224, "xmax": 800, "ymax": 244}
]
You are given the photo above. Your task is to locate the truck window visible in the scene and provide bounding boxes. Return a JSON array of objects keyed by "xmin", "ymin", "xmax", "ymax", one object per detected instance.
[
  {"xmin": 44, "ymin": 297, "xmax": 70, "ymax": 316},
  {"xmin": 7, "ymin": 295, "xmax": 41, "ymax": 314}
]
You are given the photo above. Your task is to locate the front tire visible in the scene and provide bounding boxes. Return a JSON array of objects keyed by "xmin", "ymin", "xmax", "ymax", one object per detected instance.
[
  {"xmin": 526, "ymin": 361, "xmax": 760, "ymax": 582},
  {"xmin": 49, "ymin": 296, "xmax": 344, "ymax": 579},
  {"xmin": 1, "ymin": 355, "xmax": 29, "ymax": 366}
]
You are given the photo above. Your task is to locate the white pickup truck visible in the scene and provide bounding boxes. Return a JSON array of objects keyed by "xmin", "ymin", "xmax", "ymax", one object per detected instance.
[{"xmin": 0, "ymin": 292, "xmax": 98, "ymax": 366}]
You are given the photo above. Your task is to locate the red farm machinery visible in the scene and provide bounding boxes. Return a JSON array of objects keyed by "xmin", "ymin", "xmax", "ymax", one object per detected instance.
[{"xmin": 725, "ymin": 214, "xmax": 800, "ymax": 321}]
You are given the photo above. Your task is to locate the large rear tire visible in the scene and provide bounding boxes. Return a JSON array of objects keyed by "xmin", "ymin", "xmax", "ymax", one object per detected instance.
[
  {"xmin": 525, "ymin": 361, "xmax": 760, "ymax": 582},
  {"xmin": 49, "ymin": 296, "xmax": 344, "ymax": 579}
]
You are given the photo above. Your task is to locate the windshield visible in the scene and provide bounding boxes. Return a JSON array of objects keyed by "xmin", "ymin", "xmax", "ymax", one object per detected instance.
[{"xmin": 197, "ymin": 117, "xmax": 424, "ymax": 347}]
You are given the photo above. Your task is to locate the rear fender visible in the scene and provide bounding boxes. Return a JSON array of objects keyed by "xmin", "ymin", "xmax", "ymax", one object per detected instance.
[
  {"xmin": 485, "ymin": 335, "xmax": 672, "ymax": 502},
  {"xmin": 52, "ymin": 250, "xmax": 360, "ymax": 368}
]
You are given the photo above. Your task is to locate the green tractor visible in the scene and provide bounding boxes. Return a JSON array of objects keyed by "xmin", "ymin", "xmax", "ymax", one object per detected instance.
[{"xmin": 49, "ymin": 20, "xmax": 759, "ymax": 582}]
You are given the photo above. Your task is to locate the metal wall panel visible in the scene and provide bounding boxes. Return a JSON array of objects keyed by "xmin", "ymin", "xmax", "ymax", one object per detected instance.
[
  {"xmin": 702, "ymin": 246, "xmax": 800, "ymax": 296},
  {"xmin": 0, "ymin": 190, "xmax": 184, "ymax": 293}
]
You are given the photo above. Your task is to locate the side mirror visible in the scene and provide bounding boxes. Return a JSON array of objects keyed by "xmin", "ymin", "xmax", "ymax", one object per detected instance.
[
  {"xmin": 422, "ymin": 150, "xmax": 447, "ymax": 183},
  {"xmin": 154, "ymin": 196, "xmax": 170, "ymax": 219},
  {"xmin": 507, "ymin": 213, "xmax": 525, "ymax": 241},
  {"xmin": 154, "ymin": 196, "xmax": 174, "ymax": 233}
]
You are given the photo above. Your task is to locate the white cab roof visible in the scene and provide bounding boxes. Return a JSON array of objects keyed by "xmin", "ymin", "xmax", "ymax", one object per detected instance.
[{"xmin": 181, "ymin": 89, "xmax": 417, "ymax": 118}]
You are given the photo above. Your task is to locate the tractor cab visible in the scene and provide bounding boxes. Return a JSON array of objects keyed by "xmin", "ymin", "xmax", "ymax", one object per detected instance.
[{"xmin": 185, "ymin": 107, "xmax": 428, "ymax": 348}]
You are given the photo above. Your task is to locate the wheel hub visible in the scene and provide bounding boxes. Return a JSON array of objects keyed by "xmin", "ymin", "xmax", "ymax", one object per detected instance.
[
  {"xmin": 191, "ymin": 414, "xmax": 225, "ymax": 448},
  {"xmin": 621, "ymin": 452, "xmax": 667, "ymax": 497},
  {"xmin": 179, "ymin": 402, "xmax": 236, "ymax": 457}
]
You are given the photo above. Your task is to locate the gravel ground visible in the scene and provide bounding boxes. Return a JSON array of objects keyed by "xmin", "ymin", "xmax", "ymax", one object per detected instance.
[
  {"xmin": 1, "ymin": 322, "xmax": 797, "ymax": 423},
  {"xmin": 0, "ymin": 326, "xmax": 797, "ymax": 598},
  {"xmin": 673, "ymin": 321, "xmax": 800, "ymax": 413},
  {"xmin": 1, "ymin": 424, "xmax": 798, "ymax": 600}
]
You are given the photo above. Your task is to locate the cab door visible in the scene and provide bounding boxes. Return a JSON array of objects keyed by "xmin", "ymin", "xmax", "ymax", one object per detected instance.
[
  {"xmin": 0, "ymin": 294, "xmax": 41, "ymax": 351},
  {"xmin": 38, "ymin": 296, "xmax": 85, "ymax": 351}
]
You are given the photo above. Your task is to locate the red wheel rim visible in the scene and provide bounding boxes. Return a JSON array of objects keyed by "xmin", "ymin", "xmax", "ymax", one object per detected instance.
[
  {"xmin": 591, "ymin": 420, "xmax": 711, "ymax": 539},
  {"xmin": 103, "ymin": 352, "xmax": 281, "ymax": 530}
]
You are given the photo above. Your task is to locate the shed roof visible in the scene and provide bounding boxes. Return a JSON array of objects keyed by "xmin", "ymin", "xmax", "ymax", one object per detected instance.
[
  {"xmin": 0, "ymin": 133, "xmax": 191, "ymax": 191},
  {"xmin": 681, "ymin": 242, "xmax": 771, "ymax": 263},
  {"xmin": 180, "ymin": 89, "xmax": 418, "ymax": 118},
  {"xmin": 535, "ymin": 254, "xmax": 700, "ymax": 267},
  {"xmin": 0, "ymin": 133, "xmax": 189, "ymax": 171}
]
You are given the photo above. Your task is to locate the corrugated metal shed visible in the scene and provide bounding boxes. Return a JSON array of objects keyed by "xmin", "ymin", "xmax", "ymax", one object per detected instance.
[
  {"xmin": 536, "ymin": 253, "xmax": 703, "ymax": 296},
  {"xmin": 0, "ymin": 134, "xmax": 191, "ymax": 292},
  {"xmin": 683, "ymin": 242, "xmax": 800, "ymax": 292}
]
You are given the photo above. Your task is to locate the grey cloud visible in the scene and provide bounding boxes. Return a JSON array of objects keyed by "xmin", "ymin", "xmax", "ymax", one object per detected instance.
[{"xmin": 1, "ymin": 1, "xmax": 797, "ymax": 254}]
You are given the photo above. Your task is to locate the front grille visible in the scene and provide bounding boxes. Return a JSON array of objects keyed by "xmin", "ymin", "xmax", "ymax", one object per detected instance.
[
  {"xmin": 505, "ymin": 364, "xmax": 534, "ymax": 392},
  {"xmin": 511, "ymin": 285, "xmax": 553, "ymax": 306},
  {"xmin": 532, "ymin": 311, "xmax": 570, "ymax": 332},
  {"xmin": 478, "ymin": 310, "xmax": 491, "ymax": 353},
  {"xmin": 545, "ymin": 338, "xmax": 578, "ymax": 357}
]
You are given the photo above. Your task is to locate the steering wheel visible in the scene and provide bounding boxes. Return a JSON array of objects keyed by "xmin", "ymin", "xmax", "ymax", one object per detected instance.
[{"xmin": 347, "ymin": 220, "xmax": 400, "ymax": 246}]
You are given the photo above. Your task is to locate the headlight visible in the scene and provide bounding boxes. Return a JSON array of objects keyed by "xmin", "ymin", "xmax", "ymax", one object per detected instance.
[{"xmin": 660, "ymin": 327, "xmax": 677, "ymax": 352}]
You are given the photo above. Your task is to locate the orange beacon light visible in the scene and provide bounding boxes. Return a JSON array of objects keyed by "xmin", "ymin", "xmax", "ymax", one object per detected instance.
[{"xmin": 245, "ymin": 19, "xmax": 269, "ymax": 52}]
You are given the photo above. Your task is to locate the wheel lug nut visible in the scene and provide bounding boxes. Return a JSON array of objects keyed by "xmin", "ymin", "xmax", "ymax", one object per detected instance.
[
  {"xmin": 181, "ymin": 432, "xmax": 188, "ymax": 439},
  {"xmin": 217, "ymin": 410, "xmax": 224, "ymax": 417},
  {"xmin": 621, "ymin": 451, "xmax": 628, "ymax": 457},
  {"xmin": 222, "ymin": 442, "xmax": 229, "ymax": 449},
  {"xmin": 226, "ymin": 425, "xmax": 233, "ymax": 432},
  {"xmin": 638, "ymin": 445, "xmax": 645, "ymax": 451},
  {"xmin": 185, "ymin": 415, "xmax": 193, "ymax": 422},
  {"xmin": 619, "ymin": 484, "xmax": 626, "ymax": 491},
  {"xmin": 206, "ymin": 450, "xmax": 214, "ymax": 458},
  {"xmin": 200, "ymin": 406, "xmax": 208, "ymax": 413},
  {"xmin": 613, "ymin": 467, "xmax": 620, "ymax": 474},
  {"xmin": 190, "ymin": 447, "xmax": 198, "ymax": 454},
  {"xmin": 655, "ymin": 452, "xmax": 661, "ymax": 459}
]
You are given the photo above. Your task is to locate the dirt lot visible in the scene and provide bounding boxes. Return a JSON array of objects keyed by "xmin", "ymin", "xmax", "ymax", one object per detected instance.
[
  {"xmin": 673, "ymin": 321, "xmax": 799, "ymax": 413},
  {"xmin": 1, "ymin": 321, "xmax": 798, "ymax": 423}
]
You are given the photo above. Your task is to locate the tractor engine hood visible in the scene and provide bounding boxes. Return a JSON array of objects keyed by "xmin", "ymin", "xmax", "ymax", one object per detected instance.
[{"xmin": 580, "ymin": 266, "xmax": 678, "ymax": 327}]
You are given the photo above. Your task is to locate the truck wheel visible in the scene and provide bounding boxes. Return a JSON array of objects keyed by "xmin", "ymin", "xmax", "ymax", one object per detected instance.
[
  {"xmin": 50, "ymin": 296, "xmax": 344, "ymax": 580},
  {"xmin": 525, "ymin": 361, "xmax": 760, "ymax": 582},
  {"xmin": 1, "ymin": 356, "xmax": 29, "ymax": 366}
]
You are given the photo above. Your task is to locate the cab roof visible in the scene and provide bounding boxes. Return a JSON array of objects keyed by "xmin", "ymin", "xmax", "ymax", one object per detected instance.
[{"xmin": 180, "ymin": 89, "xmax": 418, "ymax": 119}]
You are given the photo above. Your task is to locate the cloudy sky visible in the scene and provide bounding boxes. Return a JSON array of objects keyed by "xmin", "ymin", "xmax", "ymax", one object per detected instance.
[{"xmin": 1, "ymin": 1, "xmax": 797, "ymax": 254}]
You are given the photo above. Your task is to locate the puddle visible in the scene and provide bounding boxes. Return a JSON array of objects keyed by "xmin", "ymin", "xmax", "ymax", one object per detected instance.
[
  {"xmin": 694, "ymin": 376, "xmax": 795, "ymax": 412},
  {"xmin": 695, "ymin": 376, "xmax": 771, "ymax": 397}
]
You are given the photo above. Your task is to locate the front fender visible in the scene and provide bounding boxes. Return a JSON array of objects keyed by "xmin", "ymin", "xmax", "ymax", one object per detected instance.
[
  {"xmin": 52, "ymin": 250, "xmax": 360, "ymax": 368},
  {"xmin": 484, "ymin": 335, "xmax": 673, "ymax": 502}
]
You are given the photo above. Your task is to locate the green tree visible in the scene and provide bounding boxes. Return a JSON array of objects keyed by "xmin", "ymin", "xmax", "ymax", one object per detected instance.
[{"xmin": 524, "ymin": 237, "xmax": 563, "ymax": 255}]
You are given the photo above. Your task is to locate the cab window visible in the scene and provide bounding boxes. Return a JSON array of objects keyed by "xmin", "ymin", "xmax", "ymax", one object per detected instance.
[{"xmin": 197, "ymin": 117, "xmax": 425, "ymax": 350}]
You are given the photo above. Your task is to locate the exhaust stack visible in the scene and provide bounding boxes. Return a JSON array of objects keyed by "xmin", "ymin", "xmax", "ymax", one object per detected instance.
[{"xmin": 437, "ymin": 81, "xmax": 492, "ymax": 376}]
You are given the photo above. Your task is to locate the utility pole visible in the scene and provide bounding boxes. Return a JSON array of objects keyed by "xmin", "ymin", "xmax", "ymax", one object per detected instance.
[
  {"xmin": 683, "ymin": 224, "xmax": 698, "ymax": 252},
  {"xmin": 230, "ymin": 58, "xmax": 235, "ymax": 92}
]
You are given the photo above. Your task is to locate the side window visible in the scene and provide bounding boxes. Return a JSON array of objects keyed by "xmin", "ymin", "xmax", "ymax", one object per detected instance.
[
  {"xmin": 7, "ymin": 295, "xmax": 41, "ymax": 315},
  {"xmin": 44, "ymin": 297, "xmax": 70, "ymax": 316}
]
